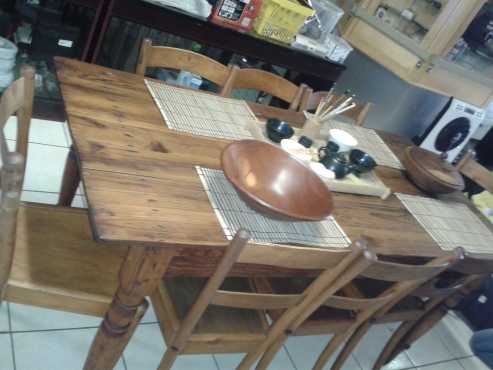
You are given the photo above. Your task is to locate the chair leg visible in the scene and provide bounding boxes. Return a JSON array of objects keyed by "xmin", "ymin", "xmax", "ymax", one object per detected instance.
[
  {"xmin": 332, "ymin": 322, "xmax": 370, "ymax": 370},
  {"xmin": 393, "ymin": 307, "xmax": 447, "ymax": 360},
  {"xmin": 158, "ymin": 348, "xmax": 179, "ymax": 370},
  {"xmin": 313, "ymin": 332, "xmax": 348, "ymax": 370},
  {"xmin": 255, "ymin": 334, "xmax": 287, "ymax": 370},
  {"xmin": 58, "ymin": 146, "xmax": 81, "ymax": 206},
  {"xmin": 373, "ymin": 321, "xmax": 416, "ymax": 370}
]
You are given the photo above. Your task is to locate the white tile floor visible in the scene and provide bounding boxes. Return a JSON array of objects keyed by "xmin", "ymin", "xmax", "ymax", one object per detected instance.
[{"xmin": 0, "ymin": 117, "xmax": 490, "ymax": 370}]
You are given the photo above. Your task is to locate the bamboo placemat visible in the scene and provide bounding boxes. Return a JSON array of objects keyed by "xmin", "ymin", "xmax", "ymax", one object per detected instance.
[
  {"xmin": 146, "ymin": 80, "xmax": 260, "ymax": 140},
  {"xmin": 197, "ymin": 167, "xmax": 351, "ymax": 249},
  {"xmin": 325, "ymin": 120, "xmax": 404, "ymax": 170},
  {"xmin": 396, "ymin": 193, "xmax": 493, "ymax": 254}
]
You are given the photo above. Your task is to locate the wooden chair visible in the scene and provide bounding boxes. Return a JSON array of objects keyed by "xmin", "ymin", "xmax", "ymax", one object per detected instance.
[
  {"xmin": 457, "ymin": 150, "xmax": 493, "ymax": 194},
  {"xmin": 0, "ymin": 68, "xmax": 137, "ymax": 326},
  {"xmin": 250, "ymin": 251, "xmax": 459, "ymax": 370},
  {"xmin": 374, "ymin": 252, "xmax": 493, "ymax": 369},
  {"xmin": 136, "ymin": 38, "xmax": 236, "ymax": 97},
  {"xmin": 150, "ymin": 235, "xmax": 389, "ymax": 370},
  {"xmin": 151, "ymin": 229, "xmax": 456, "ymax": 370},
  {"xmin": 151, "ymin": 234, "xmax": 377, "ymax": 370},
  {"xmin": 305, "ymin": 90, "xmax": 372, "ymax": 126},
  {"xmin": 229, "ymin": 66, "xmax": 309, "ymax": 111}
]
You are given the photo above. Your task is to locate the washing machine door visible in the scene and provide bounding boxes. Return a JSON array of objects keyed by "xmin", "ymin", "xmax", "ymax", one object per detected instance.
[{"xmin": 434, "ymin": 117, "xmax": 471, "ymax": 152}]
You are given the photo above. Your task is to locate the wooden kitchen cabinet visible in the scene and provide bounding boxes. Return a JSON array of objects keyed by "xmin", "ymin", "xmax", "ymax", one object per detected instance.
[{"xmin": 336, "ymin": 0, "xmax": 493, "ymax": 107}]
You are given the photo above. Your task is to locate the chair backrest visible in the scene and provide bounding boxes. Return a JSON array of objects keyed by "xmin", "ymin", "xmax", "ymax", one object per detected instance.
[
  {"xmin": 167, "ymin": 232, "xmax": 376, "ymax": 352},
  {"xmin": 279, "ymin": 249, "xmax": 458, "ymax": 334},
  {"xmin": 136, "ymin": 39, "xmax": 234, "ymax": 96},
  {"xmin": 167, "ymin": 230, "xmax": 457, "ymax": 359},
  {"xmin": 457, "ymin": 150, "xmax": 493, "ymax": 194},
  {"xmin": 305, "ymin": 90, "xmax": 372, "ymax": 126},
  {"xmin": 229, "ymin": 67, "xmax": 308, "ymax": 111},
  {"xmin": 0, "ymin": 66, "xmax": 34, "ymax": 300}
]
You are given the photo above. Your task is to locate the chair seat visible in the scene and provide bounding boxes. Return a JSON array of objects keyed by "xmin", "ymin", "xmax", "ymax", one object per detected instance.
[
  {"xmin": 152, "ymin": 277, "xmax": 268, "ymax": 354},
  {"xmin": 5, "ymin": 202, "xmax": 127, "ymax": 317}
]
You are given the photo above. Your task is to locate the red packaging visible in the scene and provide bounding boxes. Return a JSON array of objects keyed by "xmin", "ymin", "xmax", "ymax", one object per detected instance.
[{"xmin": 209, "ymin": 0, "xmax": 262, "ymax": 33}]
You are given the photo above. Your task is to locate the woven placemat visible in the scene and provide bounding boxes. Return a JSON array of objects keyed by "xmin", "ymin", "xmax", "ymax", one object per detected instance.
[
  {"xmin": 197, "ymin": 167, "xmax": 351, "ymax": 249},
  {"xmin": 396, "ymin": 193, "xmax": 493, "ymax": 254},
  {"xmin": 325, "ymin": 120, "xmax": 404, "ymax": 170},
  {"xmin": 146, "ymin": 80, "xmax": 259, "ymax": 140}
]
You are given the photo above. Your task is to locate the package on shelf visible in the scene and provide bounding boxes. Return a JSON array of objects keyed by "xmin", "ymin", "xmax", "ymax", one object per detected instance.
[
  {"xmin": 300, "ymin": 0, "xmax": 344, "ymax": 42},
  {"xmin": 252, "ymin": 0, "xmax": 315, "ymax": 44},
  {"xmin": 292, "ymin": 33, "xmax": 352, "ymax": 63},
  {"xmin": 324, "ymin": 32, "xmax": 353, "ymax": 63}
]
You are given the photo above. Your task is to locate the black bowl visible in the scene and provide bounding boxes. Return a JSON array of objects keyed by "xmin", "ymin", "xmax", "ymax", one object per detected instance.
[
  {"xmin": 266, "ymin": 118, "xmax": 294, "ymax": 143},
  {"xmin": 349, "ymin": 149, "xmax": 377, "ymax": 174}
]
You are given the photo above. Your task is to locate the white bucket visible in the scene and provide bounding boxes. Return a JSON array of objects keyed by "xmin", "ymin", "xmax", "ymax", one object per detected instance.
[
  {"xmin": 0, "ymin": 71, "xmax": 14, "ymax": 89},
  {"xmin": 0, "ymin": 57, "xmax": 15, "ymax": 72},
  {"xmin": 0, "ymin": 37, "xmax": 18, "ymax": 60}
]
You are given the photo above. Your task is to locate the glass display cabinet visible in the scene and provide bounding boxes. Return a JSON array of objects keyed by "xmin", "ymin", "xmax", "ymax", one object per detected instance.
[{"xmin": 336, "ymin": 0, "xmax": 493, "ymax": 108}]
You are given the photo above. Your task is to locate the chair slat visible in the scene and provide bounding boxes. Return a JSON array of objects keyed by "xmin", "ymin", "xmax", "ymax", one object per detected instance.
[
  {"xmin": 136, "ymin": 39, "xmax": 231, "ymax": 89},
  {"xmin": 324, "ymin": 294, "xmax": 391, "ymax": 311},
  {"xmin": 362, "ymin": 258, "xmax": 452, "ymax": 282},
  {"xmin": 232, "ymin": 68, "xmax": 306, "ymax": 110},
  {"xmin": 211, "ymin": 291, "xmax": 302, "ymax": 310}
]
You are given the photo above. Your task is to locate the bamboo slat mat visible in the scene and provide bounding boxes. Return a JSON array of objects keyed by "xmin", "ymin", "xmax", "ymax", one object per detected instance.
[
  {"xmin": 396, "ymin": 193, "xmax": 493, "ymax": 254},
  {"xmin": 324, "ymin": 120, "xmax": 404, "ymax": 170},
  {"xmin": 196, "ymin": 166, "xmax": 351, "ymax": 249},
  {"xmin": 145, "ymin": 80, "xmax": 259, "ymax": 140}
]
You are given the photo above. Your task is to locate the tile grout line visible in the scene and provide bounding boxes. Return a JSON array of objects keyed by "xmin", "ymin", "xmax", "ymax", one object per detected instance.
[
  {"xmin": 6, "ymin": 138, "xmax": 70, "ymax": 149},
  {"xmin": 5, "ymin": 320, "xmax": 159, "ymax": 335},
  {"xmin": 122, "ymin": 355, "xmax": 128, "ymax": 370},
  {"xmin": 21, "ymin": 190, "xmax": 85, "ymax": 199},
  {"xmin": 411, "ymin": 356, "xmax": 475, "ymax": 370},
  {"xmin": 351, "ymin": 352, "xmax": 365, "ymax": 370},
  {"xmin": 7, "ymin": 303, "xmax": 17, "ymax": 370},
  {"xmin": 212, "ymin": 354, "xmax": 221, "ymax": 370},
  {"xmin": 283, "ymin": 344, "xmax": 300, "ymax": 370}
]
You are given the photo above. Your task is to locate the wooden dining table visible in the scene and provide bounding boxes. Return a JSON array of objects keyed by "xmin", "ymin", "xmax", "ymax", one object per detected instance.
[{"xmin": 54, "ymin": 57, "xmax": 490, "ymax": 370}]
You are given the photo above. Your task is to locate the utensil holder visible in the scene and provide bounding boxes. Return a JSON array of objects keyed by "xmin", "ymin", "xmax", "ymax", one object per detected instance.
[{"xmin": 300, "ymin": 115, "xmax": 322, "ymax": 140}]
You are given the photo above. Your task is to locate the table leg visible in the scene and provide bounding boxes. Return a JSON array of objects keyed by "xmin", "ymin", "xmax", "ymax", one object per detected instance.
[
  {"xmin": 83, "ymin": 246, "xmax": 175, "ymax": 370},
  {"xmin": 58, "ymin": 146, "xmax": 81, "ymax": 207}
]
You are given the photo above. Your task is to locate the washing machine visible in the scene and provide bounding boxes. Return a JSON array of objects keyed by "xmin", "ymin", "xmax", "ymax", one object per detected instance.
[{"xmin": 417, "ymin": 98, "xmax": 485, "ymax": 163}]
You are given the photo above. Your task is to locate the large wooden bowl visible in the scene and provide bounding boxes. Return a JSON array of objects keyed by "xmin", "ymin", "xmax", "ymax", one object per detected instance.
[
  {"xmin": 221, "ymin": 140, "xmax": 334, "ymax": 221},
  {"xmin": 402, "ymin": 146, "xmax": 465, "ymax": 194}
]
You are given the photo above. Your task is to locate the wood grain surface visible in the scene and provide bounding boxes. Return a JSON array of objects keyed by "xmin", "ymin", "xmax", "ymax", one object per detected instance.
[{"xmin": 55, "ymin": 57, "xmax": 483, "ymax": 274}]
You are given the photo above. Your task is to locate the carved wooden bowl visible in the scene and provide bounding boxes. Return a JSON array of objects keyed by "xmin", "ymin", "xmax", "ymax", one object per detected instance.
[
  {"xmin": 403, "ymin": 146, "xmax": 465, "ymax": 195},
  {"xmin": 221, "ymin": 140, "xmax": 334, "ymax": 221}
]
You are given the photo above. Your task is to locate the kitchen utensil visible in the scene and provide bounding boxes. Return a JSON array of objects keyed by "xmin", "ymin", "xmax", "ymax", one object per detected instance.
[
  {"xmin": 349, "ymin": 149, "xmax": 377, "ymax": 174},
  {"xmin": 319, "ymin": 151, "xmax": 354, "ymax": 179},
  {"xmin": 221, "ymin": 140, "xmax": 334, "ymax": 221},
  {"xmin": 328, "ymin": 128, "xmax": 358, "ymax": 152},
  {"xmin": 298, "ymin": 135, "xmax": 313, "ymax": 148},
  {"xmin": 402, "ymin": 146, "xmax": 465, "ymax": 194},
  {"xmin": 319, "ymin": 141, "xmax": 340, "ymax": 155},
  {"xmin": 266, "ymin": 118, "xmax": 295, "ymax": 143}
]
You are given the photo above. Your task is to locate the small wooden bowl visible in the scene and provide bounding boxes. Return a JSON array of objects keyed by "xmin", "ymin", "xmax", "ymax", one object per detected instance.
[
  {"xmin": 221, "ymin": 140, "xmax": 334, "ymax": 221},
  {"xmin": 402, "ymin": 146, "xmax": 465, "ymax": 194}
]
